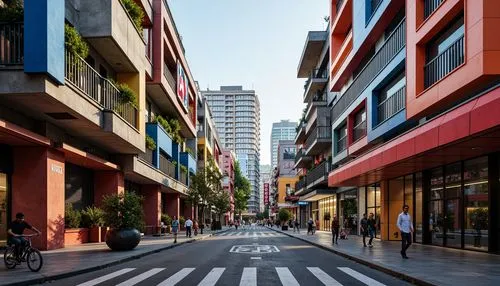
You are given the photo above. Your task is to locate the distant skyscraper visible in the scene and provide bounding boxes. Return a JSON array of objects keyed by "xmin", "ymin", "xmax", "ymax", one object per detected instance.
[
  {"xmin": 202, "ymin": 86, "xmax": 261, "ymax": 213},
  {"xmin": 270, "ymin": 120, "xmax": 297, "ymax": 168}
]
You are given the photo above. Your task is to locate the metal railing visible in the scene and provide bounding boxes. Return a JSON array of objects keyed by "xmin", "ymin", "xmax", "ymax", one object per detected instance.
[
  {"xmin": 331, "ymin": 19, "xmax": 405, "ymax": 124},
  {"xmin": 353, "ymin": 120, "xmax": 367, "ymax": 142},
  {"xmin": 312, "ymin": 91, "xmax": 327, "ymax": 103},
  {"xmin": 377, "ymin": 85, "xmax": 406, "ymax": 124},
  {"xmin": 304, "ymin": 68, "xmax": 328, "ymax": 90},
  {"xmin": 424, "ymin": 0, "xmax": 445, "ymax": 19},
  {"xmin": 180, "ymin": 169, "xmax": 188, "ymax": 185},
  {"xmin": 159, "ymin": 154, "xmax": 176, "ymax": 178},
  {"xmin": 424, "ymin": 36, "xmax": 464, "ymax": 88},
  {"xmin": 336, "ymin": 0, "xmax": 344, "ymax": 14},
  {"xmin": 163, "ymin": 63, "xmax": 177, "ymax": 91},
  {"xmin": 65, "ymin": 51, "xmax": 138, "ymax": 128},
  {"xmin": 305, "ymin": 126, "xmax": 332, "ymax": 151},
  {"xmin": 163, "ymin": 0, "xmax": 185, "ymax": 53},
  {"xmin": 139, "ymin": 149, "xmax": 154, "ymax": 165},
  {"xmin": 0, "ymin": 22, "xmax": 23, "ymax": 65},
  {"xmin": 295, "ymin": 176, "xmax": 307, "ymax": 191},
  {"xmin": 295, "ymin": 148, "xmax": 305, "ymax": 163},
  {"xmin": 307, "ymin": 160, "xmax": 331, "ymax": 185},
  {"xmin": 336, "ymin": 136, "xmax": 347, "ymax": 154}
]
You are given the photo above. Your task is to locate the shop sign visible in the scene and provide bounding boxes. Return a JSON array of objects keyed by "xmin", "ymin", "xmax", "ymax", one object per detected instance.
[
  {"xmin": 264, "ymin": 183, "xmax": 269, "ymax": 205},
  {"xmin": 298, "ymin": 201, "xmax": 308, "ymax": 205}
]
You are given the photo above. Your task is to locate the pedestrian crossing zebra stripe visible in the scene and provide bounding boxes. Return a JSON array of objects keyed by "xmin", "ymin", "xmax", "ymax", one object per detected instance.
[
  {"xmin": 76, "ymin": 268, "xmax": 136, "ymax": 286},
  {"xmin": 157, "ymin": 267, "xmax": 195, "ymax": 286},
  {"xmin": 197, "ymin": 267, "xmax": 225, "ymax": 286},
  {"xmin": 116, "ymin": 268, "xmax": 165, "ymax": 286},
  {"xmin": 337, "ymin": 267, "xmax": 387, "ymax": 286},
  {"xmin": 307, "ymin": 267, "xmax": 343, "ymax": 286},
  {"xmin": 276, "ymin": 267, "xmax": 300, "ymax": 286},
  {"xmin": 240, "ymin": 267, "xmax": 257, "ymax": 286}
]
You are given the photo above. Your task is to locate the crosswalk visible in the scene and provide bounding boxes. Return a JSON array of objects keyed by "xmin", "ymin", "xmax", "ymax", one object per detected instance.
[
  {"xmin": 216, "ymin": 231, "xmax": 284, "ymax": 237},
  {"xmin": 75, "ymin": 266, "xmax": 387, "ymax": 286}
]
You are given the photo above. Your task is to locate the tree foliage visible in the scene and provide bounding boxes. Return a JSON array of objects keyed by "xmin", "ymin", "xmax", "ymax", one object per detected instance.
[
  {"xmin": 233, "ymin": 161, "xmax": 251, "ymax": 217},
  {"xmin": 101, "ymin": 192, "xmax": 145, "ymax": 230}
]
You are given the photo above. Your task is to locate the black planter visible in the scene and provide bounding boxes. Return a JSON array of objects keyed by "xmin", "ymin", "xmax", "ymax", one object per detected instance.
[{"xmin": 105, "ymin": 228, "xmax": 141, "ymax": 251}]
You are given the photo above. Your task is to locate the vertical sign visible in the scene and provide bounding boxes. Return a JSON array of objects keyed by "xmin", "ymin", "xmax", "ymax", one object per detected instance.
[
  {"xmin": 264, "ymin": 183, "xmax": 269, "ymax": 205},
  {"xmin": 177, "ymin": 61, "xmax": 189, "ymax": 112}
]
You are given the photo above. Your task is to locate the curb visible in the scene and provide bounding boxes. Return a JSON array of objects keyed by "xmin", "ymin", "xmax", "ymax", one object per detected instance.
[
  {"xmin": 3, "ymin": 228, "xmax": 231, "ymax": 286},
  {"xmin": 267, "ymin": 227, "xmax": 435, "ymax": 286}
]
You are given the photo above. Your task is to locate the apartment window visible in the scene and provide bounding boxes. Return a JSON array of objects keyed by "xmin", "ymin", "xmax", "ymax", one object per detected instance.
[
  {"xmin": 352, "ymin": 107, "xmax": 366, "ymax": 142},
  {"xmin": 336, "ymin": 124, "xmax": 347, "ymax": 154},
  {"xmin": 376, "ymin": 72, "xmax": 406, "ymax": 125},
  {"xmin": 366, "ymin": 0, "xmax": 383, "ymax": 24},
  {"xmin": 424, "ymin": 15, "xmax": 465, "ymax": 88}
]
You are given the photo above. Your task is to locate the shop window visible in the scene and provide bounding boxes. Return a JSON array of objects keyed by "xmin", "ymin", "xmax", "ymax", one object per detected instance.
[
  {"xmin": 429, "ymin": 167, "xmax": 444, "ymax": 246},
  {"xmin": 366, "ymin": 184, "xmax": 381, "ymax": 237},
  {"xmin": 65, "ymin": 163, "xmax": 94, "ymax": 211},
  {"xmin": 415, "ymin": 173, "xmax": 423, "ymax": 243},
  {"xmin": 464, "ymin": 157, "xmax": 488, "ymax": 251}
]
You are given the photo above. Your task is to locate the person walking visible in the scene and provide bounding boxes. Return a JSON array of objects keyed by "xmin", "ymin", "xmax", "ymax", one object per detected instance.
[
  {"xmin": 294, "ymin": 218, "xmax": 300, "ymax": 233},
  {"xmin": 367, "ymin": 213, "xmax": 376, "ymax": 248},
  {"xmin": 360, "ymin": 213, "xmax": 369, "ymax": 247},
  {"xmin": 397, "ymin": 204, "xmax": 414, "ymax": 259},
  {"xmin": 307, "ymin": 217, "xmax": 314, "ymax": 235},
  {"xmin": 331, "ymin": 215, "xmax": 340, "ymax": 244},
  {"xmin": 171, "ymin": 216, "xmax": 179, "ymax": 243},
  {"xmin": 185, "ymin": 217, "xmax": 193, "ymax": 238}
]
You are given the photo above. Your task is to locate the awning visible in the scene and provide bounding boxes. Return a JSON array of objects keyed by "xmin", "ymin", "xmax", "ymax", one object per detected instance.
[
  {"xmin": 300, "ymin": 189, "xmax": 335, "ymax": 202},
  {"xmin": 56, "ymin": 143, "xmax": 120, "ymax": 171},
  {"xmin": 0, "ymin": 119, "xmax": 50, "ymax": 146}
]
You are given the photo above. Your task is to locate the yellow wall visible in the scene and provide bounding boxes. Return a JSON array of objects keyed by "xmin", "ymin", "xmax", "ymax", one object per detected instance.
[
  {"xmin": 117, "ymin": 70, "xmax": 145, "ymax": 136},
  {"xmin": 277, "ymin": 177, "xmax": 298, "ymax": 204}
]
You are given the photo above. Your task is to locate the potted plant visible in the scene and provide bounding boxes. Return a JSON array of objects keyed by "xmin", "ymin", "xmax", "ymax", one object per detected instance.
[
  {"xmin": 278, "ymin": 209, "xmax": 291, "ymax": 231},
  {"xmin": 64, "ymin": 203, "xmax": 89, "ymax": 245},
  {"xmin": 102, "ymin": 192, "xmax": 145, "ymax": 251},
  {"xmin": 81, "ymin": 206, "xmax": 105, "ymax": 243},
  {"xmin": 160, "ymin": 213, "xmax": 172, "ymax": 234},
  {"xmin": 179, "ymin": 216, "xmax": 186, "ymax": 230}
]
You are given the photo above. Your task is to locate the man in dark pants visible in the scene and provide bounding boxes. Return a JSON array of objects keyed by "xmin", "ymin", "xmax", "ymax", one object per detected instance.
[
  {"xmin": 7, "ymin": 213, "xmax": 41, "ymax": 262},
  {"xmin": 397, "ymin": 205, "xmax": 414, "ymax": 259},
  {"xmin": 331, "ymin": 215, "xmax": 340, "ymax": 245},
  {"xmin": 360, "ymin": 213, "xmax": 368, "ymax": 247}
]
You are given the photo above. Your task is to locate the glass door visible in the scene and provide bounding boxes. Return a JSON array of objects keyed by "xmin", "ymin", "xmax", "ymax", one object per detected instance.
[
  {"xmin": 0, "ymin": 173, "xmax": 8, "ymax": 247},
  {"xmin": 444, "ymin": 163, "xmax": 462, "ymax": 248}
]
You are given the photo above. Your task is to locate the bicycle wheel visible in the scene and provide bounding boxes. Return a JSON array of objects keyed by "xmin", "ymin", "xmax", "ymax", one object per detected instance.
[
  {"xmin": 26, "ymin": 249, "xmax": 43, "ymax": 272},
  {"xmin": 4, "ymin": 247, "xmax": 17, "ymax": 269}
]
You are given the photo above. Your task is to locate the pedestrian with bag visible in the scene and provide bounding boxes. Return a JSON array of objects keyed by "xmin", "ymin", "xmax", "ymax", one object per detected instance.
[{"xmin": 171, "ymin": 216, "xmax": 179, "ymax": 243}]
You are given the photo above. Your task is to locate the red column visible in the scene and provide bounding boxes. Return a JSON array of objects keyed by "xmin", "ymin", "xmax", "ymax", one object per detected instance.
[
  {"xmin": 93, "ymin": 171, "xmax": 124, "ymax": 207},
  {"xmin": 142, "ymin": 185, "xmax": 161, "ymax": 228},
  {"xmin": 12, "ymin": 147, "xmax": 65, "ymax": 250},
  {"xmin": 183, "ymin": 201, "xmax": 194, "ymax": 220},
  {"xmin": 166, "ymin": 193, "xmax": 180, "ymax": 219}
]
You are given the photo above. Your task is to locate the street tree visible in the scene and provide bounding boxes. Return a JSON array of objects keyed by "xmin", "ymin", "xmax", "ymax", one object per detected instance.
[
  {"xmin": 211, "ymin": 190, "xmax": 231, "ymax": 228},
  {"xmin": 187, "ymin": 168, "xmax": 211, "ymax": 227},
  {"xmin": 233, "ymin": 161, "xmax": 251, "ymax": 220}
]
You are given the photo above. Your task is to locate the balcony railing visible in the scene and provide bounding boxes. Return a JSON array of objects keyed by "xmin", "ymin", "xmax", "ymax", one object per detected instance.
[
  {"xmin": 139, "ymin": 149, "xmax": 154, "ymax": 165},
  {"xmin": 305, "ymin": 126, "xmax": 332, "ymax": 151},
  {"xmin": 163, "ymin": 0, "xmax": 185, "ymax": 53},
  {"xmin": 159, "ymin": 154, "xmax": 176, "ymax": 178},
  {"xmin": 307, "ymin": 160, "xmax": 331, "ymax": 185},
  {"xmin": 295, "ymin": 176, "xmax": 307, "ymax": 191},
  {"xmin": 163, "ymin": 63, "xmax": 177, "ymax": 92},
  {"xmin": 304, "ymin": 68, "xmax": 328, "ymax": 90},
  {"xmin": 331, "ymin": 19, "xmax": 405, "ymax": 124},
  {"xmin": 180, "ymin": 168, "xmax": 188, "ymax": 185},
  {"xmin": 424, "ymin": 0, "xmax": 445, "ymax": 19},
  {"xmin": 0, "ymin": 22, "xmax": 23, "ymax": 65},
  {"xmin": 336, "ymin": 136, "xmax": 347, "ymax": 154},
  {"xmin": 377, "ymin": 85, "xmax": 406, "ymax": 124},
  {"xmin": 424, "ymin": 36, "xmax": 464, "ymax": 88},
  {"xmin": 65, "ymin": 51, "xmax": 138, "ymax": 128},
  {"xmin": 295, "ymin": 148, "xmax": 305, "ymax": 163},
  {"xmin": 352, "ymin": 120, "xmax": 367, "ymax": 142}
]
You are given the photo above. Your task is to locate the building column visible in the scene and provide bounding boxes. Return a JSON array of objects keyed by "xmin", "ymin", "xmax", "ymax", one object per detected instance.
[
  {"xmin": 380, "ymin": 180, "xmax": 390, "ymax": 241},
  {"xmin": 93, "ymin": 171, "xmax": 124, "ymax": 207},
  {"xmin": 166, "ymin": 193, "xmax": 180, "ymax": 219},
  {"xmin": 142, "ymin": 185, "xmax": 161, "ymax": 228},
  {"xmin": 12, "ymin": 147, "xmax": 65, "ymax": 250},
  {"xmin": 183, "ymin": 200, "xmax": 194, "ymax": 220}
]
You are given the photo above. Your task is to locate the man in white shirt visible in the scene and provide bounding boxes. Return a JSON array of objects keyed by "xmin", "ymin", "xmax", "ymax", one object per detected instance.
[
  {"xmin": 185, "ymin": 218, "xmax": 193, "ymax": 238},
  {"xmin": 397, "ymin": 205, "xmax": 414, "ymax": 259}
]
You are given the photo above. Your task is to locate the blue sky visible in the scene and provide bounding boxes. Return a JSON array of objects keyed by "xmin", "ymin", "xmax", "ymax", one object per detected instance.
[{"xmin": 168, "ymin": 0, "xmax": 329, "ymax": 165}]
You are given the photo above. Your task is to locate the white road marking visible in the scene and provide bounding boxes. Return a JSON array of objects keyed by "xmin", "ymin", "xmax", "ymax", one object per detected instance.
[
  {"xmin": 197, "ymin": 267, "xmax": 226, "ymax": 286},
  {"xmin": 307, "ymin": 267, "xmax": 343, "ymax": 286},
  {"xmin": 116, "ymin": 268, "xmax": 165, "ymax": 286},
  {"xmin": 250, "ymin": 257, "xmax": 262, "ymax": 260},
  {"xmin": 338, "ymin": 267, "xmax": 386, "ymax": 286},
  {"xmin": 157, "ymin": 268, "xmax": 195, "ymax": 286},
  {"xmin": 76, "ymin": 268, "xmax": 136, "ymax": 286},
  {"xmin": 276, "ymin": 267, "xmax": 300, "ymax": 286},
  {"xmin": 239, "ymin": 267, "xmax": 257, "ymax": 286}
]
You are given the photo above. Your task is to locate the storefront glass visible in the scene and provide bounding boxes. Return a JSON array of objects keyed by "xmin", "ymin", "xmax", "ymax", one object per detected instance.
[
  {"xmin": 0, "ymin": 173, "xmax": 8, "ymax": 247},
  {"xmin": 429, "ymin": 167, "xmax": 444, "ymax": 246},
  {"xmin": 65, "ymin": 163, "xmax": 94, "ymax": 210},
  {"xmin": 445, "ymin": 163, "xmax": 462, "ymax": 249},
  {"xmin": 464, "ymin": 157, "xmax": 488, "ymax": 251},
  {"xmin": 340, "ymin": 190, "xmax": 357, "ymax": 234},
  {"xmin": 367, "ymin": 184, "xmax": 381, "ymax": 237},
  {"xmin": 415, "ymin": 173, "xmax": 423, "ymax": 243},
  {"xmin": 319, "ymin": 196, "xmax": 336, "ymax": 231}
]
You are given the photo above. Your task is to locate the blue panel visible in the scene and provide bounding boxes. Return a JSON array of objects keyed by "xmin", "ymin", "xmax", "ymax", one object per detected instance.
[
  {"xmin": 172, "ymin": 142, "xmax": 180, "ymax": 179},
  {"xmin": 368, "ymin": 110, "xmax": 406, "ymax": 141},
  {"xmin": 180, "ymin": 152, "xmax": 196, "ymax": 174},
  {"xmin": 352, "ymin": 0, "xmax": 390, "ymax": 52},
  {"xmin": 24, "ymin": 0, "xmax": 64, "ymax": 84},
  {"xmin": 146, "ymin": 123, "xmax": 173, "ymax": 168}
]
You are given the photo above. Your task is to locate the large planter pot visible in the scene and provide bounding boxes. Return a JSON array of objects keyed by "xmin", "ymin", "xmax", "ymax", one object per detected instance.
[
  {"xmin": 105, "ymin": 228, "xmax": 141, "ymax": 251},
  {"xmin": 101, "ymin": 227, "xmax": 109, "ymax": 243},
  {"xmin": 89, "ymin": 226, "xmax": 102, "ymax": 243},
  {"xmin": 64, "ymin": 228, "xmax": 89, "ymax": 246}
]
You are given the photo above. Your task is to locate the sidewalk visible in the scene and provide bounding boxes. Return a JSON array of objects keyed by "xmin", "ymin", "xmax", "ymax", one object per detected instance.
[
  {"xmin": 269, "ymin": 227, "xmax": 500, "ymax": 286},
  {"xmin": 0, "ymin": 227, "xmax": 230, "ymax": 286}
]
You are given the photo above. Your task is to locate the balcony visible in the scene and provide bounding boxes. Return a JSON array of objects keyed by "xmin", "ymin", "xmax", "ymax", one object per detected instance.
[
  {"xmin": 424, "ymin": 0, "xmax": 445, "ymax": 19},
  {"xmin": 303, "ymin": 68, "xmax": 328, "ymax": 103},
  {"xmin": 377, "ymin": 85, "xmax": 406, "ymax": 125},
  {"xmin": 424, "ymin": 36, "xmax": 464, "ymax": 89},
  {"xmin": 65, "ymin": 51, "xmax": 138, "ymax": 128},
  {"xmin": 297, "ymin": 31, "xmax": 328, "ymax": 78},
  {"xmin": 180, "ymin": 151, "xmax": 196, "ymax": 174},
  {"xmin": 305, "ymin": 126, "xmax": 332, "ymax": 155},
  {"xmin": 294, "ymin": 147, "xmax": 312, "ymax": 169},
  {"xmin": 305, "ymin": 92, "xmax": 327, "ymax": 119},
  {"xmin": 306, "ymin": 160, "xmax": 331, "ymax": 189},
  {"xmin": 336, "ymin": 136, "xmax": 347, "ymax": 154},
  {"xmin": 352, "ymin": 120, "xmax": 367, "ymax": 142},
  {"xmin": 139, "ymin": 149, "xmax": 154, "ymax": 165},
  {"xmin": 295, "ymin": 177, "xmax": 307, "ymax": 195},
  {"xmin": 146, "ymin": 122, "xmax": 174, "ymax": 162},
  {"xmin": 179, "ymin": 168, "xmax": 188, "ymax": 186},
  {"xmin": 331, "ymin": 19, "xmax": 405, "ymax": 125},
  {"xmin": 294, "ymin": 122, "xmax": 307, "ymax": 145},
  {"xmin": 367, "ymin": 0, "xmax": 383, "ymax": 23},
  {"xmin": 159, "ymin": 153, "xmax": 176, "ymax": 178},
  {"xmin": 78, "ymin": 0, "xmax": 145, "ymax": 73},
  {"xmin": 164, "ymin": 63, "xmax": 177, "ymax": 93},
  {"xmin": 0, "ymin": 22, "xmax": 23, "ymax": 66}
]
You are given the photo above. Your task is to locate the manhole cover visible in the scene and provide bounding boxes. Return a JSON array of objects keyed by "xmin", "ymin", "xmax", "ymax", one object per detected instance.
[{"xmin": 229, "ymin": 245, "xmax": 280, "ymax": 253}]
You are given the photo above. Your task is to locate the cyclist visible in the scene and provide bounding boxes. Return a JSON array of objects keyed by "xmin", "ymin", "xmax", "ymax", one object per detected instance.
[{"xmin": 7, "ymin": 212, "xmax": 41, "ymax": 262}]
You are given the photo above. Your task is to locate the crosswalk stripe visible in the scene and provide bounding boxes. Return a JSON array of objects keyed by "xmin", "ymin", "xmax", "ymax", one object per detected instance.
[
  {"xmin": 240, "ymin": 267, "xmax": 257, "ymax": 286},
  {"xmin": 230, "ymin": 233, "xmax": 237, "ymax": 236},
  {"xmin": 76, "ymin": 268, "xmax": 136, "ymax": 286},
  {"xmin": 116, "ymin": 268, "xmax": 165, "ymax": 286},
  {"xmin": 197, "ymin": 267, "xmax": 225, "ymax": 286},
  {"xmin": 252, "ymin": 232, "xmax": 258, "ymax": 238},
  {"xmin": 307, "ymin": 267, "xmax": 343, "ymax": 286},
  {"xmin": 245, "ymin": 232, "xmax": 250, "ymax": 236},
  {"xmin": 275, "ymin": 267, "xmax": 300, "ymax": 286},
  {"xmin": 338, "ymin": 267, "xmax": 386, "ymax": 286},
  {"xmin": 157, "ymin": 268, "xmax": 195, "ymax": 286}
]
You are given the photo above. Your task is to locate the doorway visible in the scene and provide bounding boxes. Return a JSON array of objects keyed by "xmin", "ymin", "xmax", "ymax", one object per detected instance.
[{"xmin": 0, "ymin": 173, "xmax": 9, "ymax": 247}]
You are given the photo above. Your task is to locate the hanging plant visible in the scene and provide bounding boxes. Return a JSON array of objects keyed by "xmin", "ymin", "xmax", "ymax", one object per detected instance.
[
  {"xmin": 116, "ymin": 83, "xmax": 138, "ymax": 107},
  {"xmin": 185, "ymin": 147, "xmax": 195, "ymax": 158},
  {"xmin": 65, "ymin": 24, "xmax": 89, "ymax": 58},
  {"xmin": 120, "ymin": 0, "xmax": 144, "ymax": 33},
  {"xmin": 180, "ymin": 165, "xmax": 188, "ymax": 174},
  {"xmin": 145, "ymin": 135, "xmax": 156, "ymax": 150},
  {"xmin": 0, "ymin": 0, "xmax": 23, "ymax": 22}
]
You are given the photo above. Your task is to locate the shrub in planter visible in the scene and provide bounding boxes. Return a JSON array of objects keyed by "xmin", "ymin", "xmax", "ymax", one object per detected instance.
[
  {"xmin": 179, "ymin": 216, "xmax": 185, "ymax": 229},
  {"xmin": 81, "ymin": 206, "xmax": 105, "ymax": 242},
  {"xmin": 0, "ymin": 0, "xmax": 23, "ymax": 22},
  {"xmin": 65, "ymin": 203, "xmax": 81, "ymax": 229},
  {"xmin": 278, "ymin": 209, "xmax": 291, "ymax": 230},
  {"xmin": 116, "ymin": 83, "xmax": 138, "ymax": 108},
  {"xmin": 65, "ymin": 24, "xmax": 89, "ymax": 58},
  {"xmin": 102, "ymin": 192, "xmax": 145, "ymax": 251},
  {"xmin": 146, "ymin": 135, "xmax": 156, "ymax": 151},
  {"xmin": 120, "ymin": 0, "xmax": 144, "ymax": 32},
  {"xmin": 161, "ymin": 213, "xmax": 172, "ymax": 234}
]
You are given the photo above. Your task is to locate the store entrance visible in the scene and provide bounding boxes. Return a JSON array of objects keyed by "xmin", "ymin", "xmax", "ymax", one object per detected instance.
[{"xmin": 0, "ymin": 172, "xmax": 9, "ymax": 247}]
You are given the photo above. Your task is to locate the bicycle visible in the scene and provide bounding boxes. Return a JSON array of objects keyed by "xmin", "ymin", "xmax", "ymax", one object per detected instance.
[{"xmin": 4, "ymin": 234, "xmax": 43, "ymax": 272}]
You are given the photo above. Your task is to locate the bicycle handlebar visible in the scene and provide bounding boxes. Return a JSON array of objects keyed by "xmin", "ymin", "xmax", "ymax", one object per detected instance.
[{"xmin": 18, "ymin": 233, "xmax": 40, "ymax": 238}]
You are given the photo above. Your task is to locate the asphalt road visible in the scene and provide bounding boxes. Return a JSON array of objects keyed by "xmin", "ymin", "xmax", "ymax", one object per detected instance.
[{"xmin": 39, "ymin": 226, "xmax": 410, "ymax": 286}]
